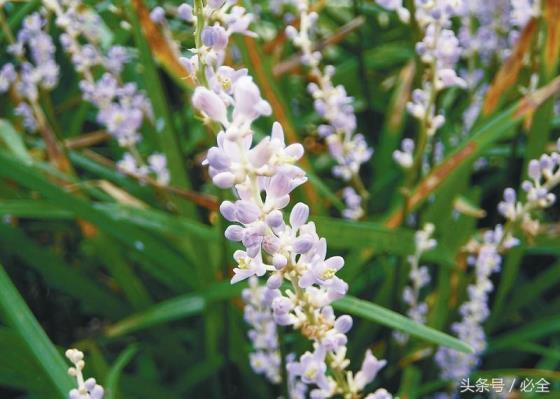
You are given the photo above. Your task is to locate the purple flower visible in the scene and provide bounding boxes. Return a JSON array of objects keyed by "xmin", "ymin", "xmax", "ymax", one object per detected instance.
[
  {"xmin": 231, "ymin": 250, "xmax": 267, "ymax": 283},
  {"xmin": 192, "ymin": 87, "xmax": 229, "ymax": 125},
  {"xmin": 202, "ymin": 25, "xmax": 229, "ymax": 50},
  {"xmin": 0, "ymin": 64, "xmax": 16, "ymax": 92},
  {"xmin": 150, "ymin": 6, "xmax": 166, "ymax": 24}
]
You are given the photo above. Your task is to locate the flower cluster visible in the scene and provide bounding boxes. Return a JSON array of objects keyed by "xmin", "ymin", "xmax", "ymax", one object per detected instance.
[
  {"xmin": 392, "ymin": 138, "xmax": 414, "ymax": 169},
  {"xmin": 498, "ymin": 139, "xmax": 560, "ymax": 236},
  {"xmin": 382, "ymin": 1, "xmax": 465, "ymax": 172},
  {"xmin": 342, "ymin": 187, "xmax": 364, "ymax": 220},
  {"xmin": 436, "ymin": 139, "xmax": 560, "ymax": 384},
  {"xmin": 242, "ymin": 277, "xmax": 282, "ymax": 384},
  {"xmin": 435, "ymin": 225, "xmax": 518, "ymax": 381},
  {"xmin": 0, "ymin": 12, "xmax": 60, "ymax": 132},
  {"xmin": 185, "ymin": 1, "xmax": 391, "ymax": 396},
  {"xmin": 44, "ymin": 0, "xmax": 169, "ymax": 185},
  {"xmin": 287, "ymin": 348, "xmax": 392, "ymax": 399},
  {"xmin": 395, "ymin": 224, "xmax": 436, "ymax": 344},
  {"xmin": 457, "ymin": 0, "xmax": 514, "ymax": 64},
  {"xmin": 66, "ymin": 349, "xmax": 104, "ymax": 399},
  {"xmin": 285, "ymin": 0, "xmax": 373, "ymax": 219},
  {"xmin": 412, "ymin": 0, "xmax": 466, "ymax": 114}
]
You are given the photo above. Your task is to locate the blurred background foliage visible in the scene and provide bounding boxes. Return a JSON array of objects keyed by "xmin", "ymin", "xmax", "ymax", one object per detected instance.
[{"xmin": 0, "ymin": 0, "xmax": 559, "ymax": 398}]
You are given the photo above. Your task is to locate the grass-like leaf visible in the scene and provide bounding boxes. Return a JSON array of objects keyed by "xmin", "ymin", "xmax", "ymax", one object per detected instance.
[
  {"xmin": 105, "ymin": 344, "xmax": 139, "ymax": 399},
  {"xmin": 0, "ymin": 263, "xmax": 74, "ymax": 397},
  {"xmin": 334, "ymin": 296, "xmax": 473, "ymax": 354},
  {"xmin": 105, "ymin": 282, "xmax": 242, "ymax": 337}
]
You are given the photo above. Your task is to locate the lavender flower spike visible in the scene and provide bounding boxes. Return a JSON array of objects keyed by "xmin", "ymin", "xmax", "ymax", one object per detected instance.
[
  {"xmin": 394, "ymin": 223, "xmax": 436, "ymax": 344},
  {"xmin": 498, "ymin": 139, "xmax": 560, "ymax": 236},
  {"xmin": 186, "ymin": 1, "xmax": 392, "ymax": 396},
  {"xmin": 1, "ymin": 12, "xmax": 60, "ymax": 133},
  {"xmin": 45, "ymin": 0, "xmax": 168, "ymax": 184},
  {"xmin": 286, "ymin": 0, "xmax": 373, "ymax": 219},
  {"xmin": 389, "ymin": 1, "xmax": 466, "ymax": 173},
  {"xmin": 436, "ymin": 139, "xmax": 560, "ymax": 386},
  {"xmin": 435, "ymin": 225, "xmax": 518, "ymax": 381}
]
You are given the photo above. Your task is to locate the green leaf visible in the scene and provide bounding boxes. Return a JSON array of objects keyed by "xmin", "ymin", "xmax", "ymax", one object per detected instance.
[
  {"xmin": 0, "ymin": 263, "xmax": 74, "ymax": 396},
  {"xmin": 0, "ymin": 199, "xmax": 72, "ymax": 219},
  {"xmin": 315, "ymin": 216, "xmax": 415, "ymax": 255},
  {"xmin": 488, "ymin": 316, "xmax": 560, "ymax": 352},
  {"xmin": 334, "ymin": 296, "xmax": 473, "ymax": 354},
  {"xmin": 0, "ymin": 119, "xmax": 32, "ymax": 163},
  {"xmin": 0, "ymin": 151, "xmax": 195, "ymax": 290},
  {"xmin": 96, "ymin": 203, "xmax": 215, "ymax": 241},
  {"xmin": 93, "ymin": 234, "xmax": 153, "ymax": 310},
  {"xmin": 0, "ymin": 223, "xmax": 129, "ymax": 318},
  {"xmin": 105, "ymin": 345, "xmax": 139, "ymax": 399},
  {"xmin": 105, "ymin": 282, "xmax": 242, "ymax": 337},
  {"xmin": 0, "ymin": 327, "xmax": 57, "ymax": 397}
]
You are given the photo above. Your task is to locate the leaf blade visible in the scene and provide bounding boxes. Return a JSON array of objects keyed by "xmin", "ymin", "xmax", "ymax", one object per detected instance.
[
  {"xmin": 0, "ymin": 263, "xmax": 74, "ymax": 397},
  {"xmin": 334, "ymin": 296, "xmax": 473, "ymax": 354}
]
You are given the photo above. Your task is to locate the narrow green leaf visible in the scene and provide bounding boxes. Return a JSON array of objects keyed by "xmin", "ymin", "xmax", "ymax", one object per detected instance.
[
  {"xmin": 487, "ymin": 246, "xmax": 524, "ymax": 332},
  {"xmin": 105, "ymin": 282, "xmax": 242, "ymax": 338},
  {"xmin": 0, "ymin": 119, "xmax": 32, "ymax": 163},
  {"xmin": 315, "ymin": 216, "xmax": 415, "ymax": 255},
  {"xmin": 97, "ymin": 203, "xmax": 215, "ymax": 241},
  {"xmin": 0, "ymin": 200, "xmax": 72, "ymax": 219},
  {"xmin": 0, "ymin": 327, "xmax": 56, "ymax": 397},
  {"xmin": 0, "ymin": 224, "xmax": 129, "ymax": 318},
  {"xmin": 93, "ymin": 234, "xmax": 153, "ymax": 310},
  {"xmin": 334, "ymin": 296, "xmax": 473, "ymax": 354},
  {"xmin": 0, "ymin": 263, "xmax": 74, "ymax": 396},
  {"xmin": 0, "ymin": 151, "xmax": 194, "ymax": 290},
  {"xmin": 105, "ymin": 345, "xmax": 139, "ymax": 399},
  {"xmin": 488, "ymin": 316, "xmax": 560, "ymax": 352}
]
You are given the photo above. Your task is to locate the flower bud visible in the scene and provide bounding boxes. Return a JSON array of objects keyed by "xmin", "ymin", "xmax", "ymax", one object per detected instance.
[
  {"xmin": 235, "ymin": 200, "xmax": 261, "ymax": 224},
  {"xmin": 206, "ymin": 147, "xmax": 230, "ymax": 170},
  {"xmin": 272, "ymin": 296, "xmax": 293, "ymax": 315},
  {"xmin": 272, "ymin": 254, "xmax": 288, "ymax": 270},
  {"xmin": 224, "ymin": 225, "xmax": 243, "ymax": 241},
  {"xmin": 202, "ymin": 25, "xmax": 228, "ymax": 50},
  {"xmin": 249, "ymin": 137, "xmax": 273, "ymax": 167},
  {"xmin": 335, "ymin": 315, "xmax": 353, "ymax": 333},
  {"xmin": 177, "ymin": 3, "xmax": 193, "ymax": 21},
  {"xmin": 192, "ymin": 87, "xmax": 228, "ymax": 125},
  {"xmin": 293, "ymin": 234, "xmax": 314, "ymax": 254},
  {"xmin": 290, "ymin": 202, "xmax": 309, "ymax": 229},
  {"xmin": 262, "ymin": 235, "xmax": 280, "ymax": 255},
  {"xmin": 220, "ymin": 201, "xmax": 237, "ymax": 221},
  {"xmin": 150, "ymin": 6, "xmax": 165, "ymax": 24},
  {"xmin": 213, "ymin": 172, "xmax": 235, "ymax": 188},
  {"xmin": 267, "ymin": 273, "xmax": 283, "ymax": 289},
  {"xmin": 503, "ymin": 188, "xmax": 516, "ymax": 203},
  {"xmin": 268, "ymin": 173, "xmax": 291, "ymax": 198},
  {"xmin": 265, "ymin": 210, "xmax": 284, "ymax": 228},
  {"xmin": 528, "ymin": 159, "xmax": 541, "ymax": 180}
]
